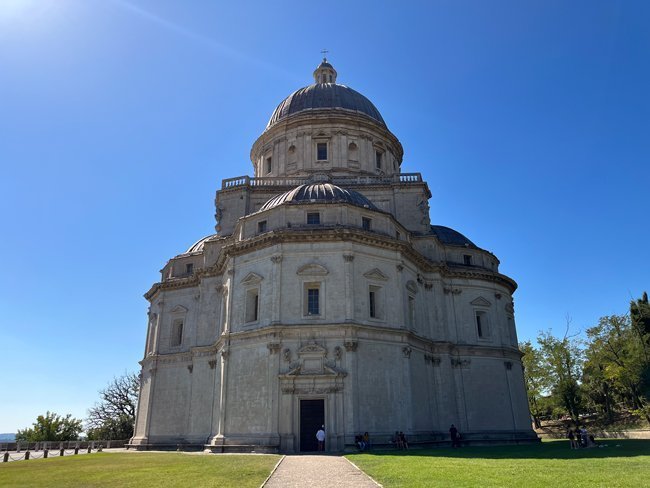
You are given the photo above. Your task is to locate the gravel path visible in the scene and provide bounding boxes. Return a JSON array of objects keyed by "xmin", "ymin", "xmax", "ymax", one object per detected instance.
[{"xmin": 263, "ymin": 455, "xmax": 381, "ymax": 487}]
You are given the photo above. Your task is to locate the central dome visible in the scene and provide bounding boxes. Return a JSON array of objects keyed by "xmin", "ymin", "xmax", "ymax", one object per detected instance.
[
  {"xmin": 266, "ymin": 59, "xmax": 386, "ymax": 129},
  {"xmin": 267, "ymin": 84, "xmax": 387, "ymax": 129}
]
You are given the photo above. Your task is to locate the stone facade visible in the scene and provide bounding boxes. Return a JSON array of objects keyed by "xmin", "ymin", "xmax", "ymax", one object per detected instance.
[{"xmin": 130, "ymin": 59, "xmax": 537, "ymax": 452}]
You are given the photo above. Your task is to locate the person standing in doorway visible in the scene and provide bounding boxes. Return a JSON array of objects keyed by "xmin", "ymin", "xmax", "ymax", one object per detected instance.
[
  {"xmin": 316, "ymin": 425, "xmax": 326, "ymax": 451},
  {"xmin": 450, "ymin": 424, "xmax": 461, "ymax": 448}
]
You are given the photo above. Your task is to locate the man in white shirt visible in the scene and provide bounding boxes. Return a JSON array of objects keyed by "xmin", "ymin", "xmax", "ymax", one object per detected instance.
[{"xmin": 316, "ymin": 426, "xmax": 326, "ymax": 451}]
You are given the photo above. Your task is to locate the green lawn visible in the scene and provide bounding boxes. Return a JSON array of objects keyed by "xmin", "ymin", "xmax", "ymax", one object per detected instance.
[
  {"xmin": 347, "ymin": 440, "xmax": 650, "ymax": 488},
  {"xmin": 0, "ymin": 451, "xmax": 281, "ymax": 488}
]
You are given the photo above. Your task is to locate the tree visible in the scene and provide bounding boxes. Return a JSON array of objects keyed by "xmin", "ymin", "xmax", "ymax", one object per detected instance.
[
  {"xmin": 520, "ymin": 340, "xmax": 551, "ymax": 428},
  {"xmin": 631, "ymin": 291, "xmax": 650, "ymax": 338},
  {"xmin": 629, "ymin": 292, "xmax": 650, "ymax": 421},
  {"xmin": 86, "ymin": 372, "xmax": 140, "ymax": 440},
  {"xmin": 584, "ymin": 309, "xmax": 650, "ymax": 423},
  {"xmin": 537, "ymin": 326, "xmax": 583, "ymax": 423},
  {"xmin": 16, "ymin": 412, "xmax": 82, "ymax": 442}
]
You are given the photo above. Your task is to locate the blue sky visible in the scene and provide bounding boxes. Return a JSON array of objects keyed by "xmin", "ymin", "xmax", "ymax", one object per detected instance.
[{"xmin": 0, "ymin": 0, "xmax": 648, "ymax": 433}]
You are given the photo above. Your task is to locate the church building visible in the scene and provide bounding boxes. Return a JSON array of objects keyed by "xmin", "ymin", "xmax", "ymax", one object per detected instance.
[{"xmin": 130, "ymin": 59, "xmax": 537, "ymax": 452}]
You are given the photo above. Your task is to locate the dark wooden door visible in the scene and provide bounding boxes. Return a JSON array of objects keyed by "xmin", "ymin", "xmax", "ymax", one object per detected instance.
[{"xmin": 300, "ymin": 399, "xmax": 324, "ymax": 452}]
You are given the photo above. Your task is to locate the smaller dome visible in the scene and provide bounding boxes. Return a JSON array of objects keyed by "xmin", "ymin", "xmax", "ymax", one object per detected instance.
[
  {"xmin": 430, "ymin": 225, "xmax": 476, "ymax": 248},
  {"xmin": 260, "ymin": 183, "xmax": 377, "ymax": 212},
  {"xmin": 185, "ymin": 234, "xmax": 215, "ymax": 253}
]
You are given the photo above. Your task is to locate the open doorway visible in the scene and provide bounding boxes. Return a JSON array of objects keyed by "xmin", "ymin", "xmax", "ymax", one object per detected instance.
[{"xmin": 299, "ymin": 399, "xmax": 324, "ymax": 452}]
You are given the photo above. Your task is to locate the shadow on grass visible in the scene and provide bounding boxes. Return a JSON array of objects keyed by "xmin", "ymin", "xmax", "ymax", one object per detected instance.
[{"xmin": 348, "ymin": 439, "xmax": 650, "ymax": 460}]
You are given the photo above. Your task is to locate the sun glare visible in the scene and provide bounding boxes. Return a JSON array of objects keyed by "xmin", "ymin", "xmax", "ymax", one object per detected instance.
[{"xmin": 0, "ymin": 0, "xmax": 60, "ymax": 23}]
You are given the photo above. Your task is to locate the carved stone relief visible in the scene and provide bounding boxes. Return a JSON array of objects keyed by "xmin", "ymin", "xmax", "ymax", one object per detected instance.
[
  {"xmin": 283, "ymin": 348, "xmax": 292, "ymax": 362},
  {"xmin": 451, "ymin": 358, "xmax": 471, "ymax": 368},
  {"xmin": 424, "ymin": 354, "xmax": 441, "ymax": 366}
]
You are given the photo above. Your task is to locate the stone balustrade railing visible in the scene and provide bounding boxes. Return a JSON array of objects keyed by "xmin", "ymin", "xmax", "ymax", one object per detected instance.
[{"xmin": 221, "ymin": 173, "xmax": 423, "ymax": 190}]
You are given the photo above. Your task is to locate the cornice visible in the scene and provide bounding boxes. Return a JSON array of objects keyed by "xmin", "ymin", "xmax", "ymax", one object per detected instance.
[
  {"xmin": 145, "ymin": 226, "xmax": 516, "ymax": 299},
  {"xmin": 140, "ymin": 323, "xmax": 523, "ymax": 365},
  {"xmin": 138, "ymin": 338, "xmax": 227, "ymax": 365}
]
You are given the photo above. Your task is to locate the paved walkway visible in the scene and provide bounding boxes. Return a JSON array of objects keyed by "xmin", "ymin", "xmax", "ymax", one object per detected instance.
[{"xmin": 263, "ymin": 455, "xmax": 380, "ymax": 487}]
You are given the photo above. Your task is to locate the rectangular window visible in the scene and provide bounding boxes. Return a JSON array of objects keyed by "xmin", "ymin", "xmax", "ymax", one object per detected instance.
[
  {"xmin": 508, "ymin": 317, "xmax": 516, "ymax": 344},
  {"xmin": 476, "ymin": 312, "xmax": 488, "ymax": 339},
  {"xmin": 368, "ymin": 285, "xmax": 384, "ymax": 319},
  {"xmin": 304, "ymin": 284, "xmax": 321, "ymax": 316},
  {"xmin": 317, "ymin": 143, "xmax": 328, "ymax": 161},
  {"xmin": 463, "ymin": 254, "xmax": 472, "ymax": 265},
  {"xmin": 308, "ymin": 288, "xmax": 319, "ymax": 315},
  {"xmin": 362, "ymin": 217, "xmax": 372, "ymax": 231},
  {"xmin": 375, "ymin": 151, "xmax": 382, "ymax": 169},
  {"xmin": 396, "ymin": 231, "xmax": 401, "ymax": 240},
  {"xmin": 258, "ymin": 220, "xmax": 267, "ymax": 233},
  {"xmin": 186, "ymin": 263, "xmax": 194, "ymax": 275},
  {"xmin": 171, "ymin": 320, "xmax": 183, "ymax": 347},
  {"xmin": 307, "ymin": 212, "xmax": 320, "ymax": 225},
  {"xmin": 246, "ymin": 289, "xmax": 259, "ymax": 323},
  {"xmin": 265, "ymin": 157, "xmax": 272, "ymax": 174}
]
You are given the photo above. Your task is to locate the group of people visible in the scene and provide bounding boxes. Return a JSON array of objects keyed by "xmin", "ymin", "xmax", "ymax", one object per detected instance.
[
  {"xmin": 320, "ymin": 424, "xmax": 465, "ymax": 451},
  {"xmin": 392, "ymin": 431, "xmax": 409, "ymax": 450},
  {"xmin": 354, "ymin": 432, "xmax": 371, "ymax": 451},
  {"xmin": 567, "ymin": 427, "xmax": 597, "ymax": 449}
]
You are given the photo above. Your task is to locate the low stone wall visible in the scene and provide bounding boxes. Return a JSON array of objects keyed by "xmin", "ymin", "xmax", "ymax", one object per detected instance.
[
  {"xmin": 537, "ymin": 430, "xmax": 650, "ymax": 440},
  {"xmin": 0, "ymin": 439, "xmax": 128, "ymax": 452},
  {"xmin": 592, "ymin": 430, "xmax": 650, "ymax": 439}
]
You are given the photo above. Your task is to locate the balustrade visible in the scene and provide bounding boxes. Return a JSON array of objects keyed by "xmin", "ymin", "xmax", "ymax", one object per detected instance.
[{"xmin": 221, "ymin": 173, "xmax": 423, "ymax": 190}]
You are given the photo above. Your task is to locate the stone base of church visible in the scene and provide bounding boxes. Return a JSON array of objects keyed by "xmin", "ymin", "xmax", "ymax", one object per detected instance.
[
  {"xmin": 128, "ymin": 429, "xmax": 538, "ymax": 453},
  {"xmin": 127, "ymin": 434, "xmax": 211, "ymax": 451},
  {"xmin": 126, "ymin": 442, "xmax": 206, "ymax": 451},
  {"xmin": 203, "ymin": 433, "xmax": 281, "ymax": 454},
  {"xmin": 203, "ymin": 444, "xmax": 280, "ymax": 454}
]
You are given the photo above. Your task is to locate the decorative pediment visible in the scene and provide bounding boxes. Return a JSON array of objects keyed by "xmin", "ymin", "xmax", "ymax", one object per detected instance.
[
  {"xmin": 470, "ymin": 297, "xmax": 492, "ymax": 307},
  {"xmin": 283, "ymin": 361, "xmax": 346, "ymax": 378},
  {"xmin": 364, "ymin": 268, "xmax": 389, "ymax": 282},
  {"xmin": 406, "ymin": 280, "xmax": 418, "ymax": 294},
  {"xmin": 170, "ymin": 305, "xmax": 188, "ymax": 314},
  {"xmin": 298, "ymin": 342, "xmax": 327, "ymax": 356},
  {"xmin": 297, "ymin": 264, "xmax": 329, "ymax": 276},
  {"xmin": 240, "ymin": 272, "xmax": 263, "ymax": 285}
]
